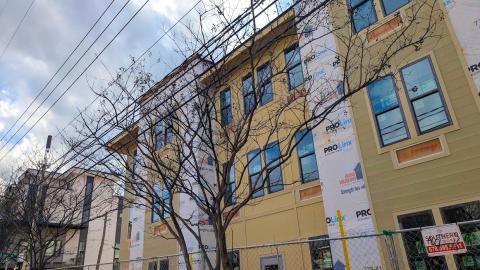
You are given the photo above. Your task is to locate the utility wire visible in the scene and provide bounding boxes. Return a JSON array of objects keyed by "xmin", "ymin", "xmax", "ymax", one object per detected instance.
[
  {"xmin": 52, "ymin": 0, "xmax": 203, "ymax": 140},
  {"xmin": 40, "ymin": 0, "xmax": 297, "ymax": 182},
  {"xmin": 22, "ymin": 0, "xmax": 270, "ymax": 175},
  {"xmin": 0, "ymin": 0, "xmax": 133, "ymax": 153},
  {"xmin": 0, "ymin": 0, "xmax": 36, "ymax": 60},
  {"xmin": 0, "ymin": 0, "xmax": 116, "ymax": 145},
  {"xmin": 0, "ymin": 0, "xmax": 152, "ymax": 160}
]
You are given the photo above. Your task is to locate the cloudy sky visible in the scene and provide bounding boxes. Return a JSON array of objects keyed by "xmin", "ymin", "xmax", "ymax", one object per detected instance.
[{"xmin": 0, "ymin": 0, "xmax": 279, "ymax": 171}]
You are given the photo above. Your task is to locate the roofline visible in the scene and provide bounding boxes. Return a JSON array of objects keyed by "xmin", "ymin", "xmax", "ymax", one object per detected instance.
[{"xmin": 200, "ymin": 7, "xmax": 296, "ymax": 82}]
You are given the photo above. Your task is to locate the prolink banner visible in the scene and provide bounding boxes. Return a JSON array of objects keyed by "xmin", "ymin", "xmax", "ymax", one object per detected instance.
[
  {"xmin": 295, "ymin": 2, "xmax": 383, "ymax": 269},
  {"xmin": 443, "ymin": 0, "xmax": 480, "ymax": 94}
]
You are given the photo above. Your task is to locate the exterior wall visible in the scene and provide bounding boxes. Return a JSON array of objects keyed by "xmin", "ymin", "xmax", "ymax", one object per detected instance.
[
  {"xmin": 118, "ymin": 205, "xmax": 130, "ymax": 264},
  {"xmin": 345, "ymin": 0, "xmax": 480, "ymax": 230},
  {"xmin": 114, "ymin": 1, "xmax": 480, "ymax": 269},
  {"xmin": 215, "ymin": 18, "xmax": 330, "ymax": 268},
  {"xmin": 62, "ymin": 229, "xmax": 81, "ymax": 266}
]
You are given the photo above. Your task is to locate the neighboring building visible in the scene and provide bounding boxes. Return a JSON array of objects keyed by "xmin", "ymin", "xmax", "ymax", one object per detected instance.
[
  {"xmin": 110, "ymin": 0, "xmax": 480, "ymax": 270},
  {"xmin": 1, "ymin": 168, "xmax": 121, "ymax": 270}
]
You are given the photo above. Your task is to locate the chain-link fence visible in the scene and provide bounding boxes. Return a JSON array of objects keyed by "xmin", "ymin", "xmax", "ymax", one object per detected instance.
[{"xmin": 46, "ymin": 220, "xmax": 479, "ymax": 270}]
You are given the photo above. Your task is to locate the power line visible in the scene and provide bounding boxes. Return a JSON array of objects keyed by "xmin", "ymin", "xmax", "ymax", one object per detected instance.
[
  {"xmin": 52, "ymin": 0, "xmax": 204, "ymax": 140},
  {"xmin": 0, "ymin": 0, "xmax": 116, "ymax": 145},
  {"xmin": 11, "ymin": 0, "xmax": 270, "ymax": 174},
  {"xmin": 40, "ymin": 0, "xmax": 297, "ymax": 182},
  {"xmin": 0, "ymin": 0, "xmax": 133, "ymax": 153},
  {"xmin": 0, "ymin": 0, "xmax": 152, "ymax": 160},
  {"xmin": 0, "ymin": 0, "xmax": 36, "ymax": 60}
]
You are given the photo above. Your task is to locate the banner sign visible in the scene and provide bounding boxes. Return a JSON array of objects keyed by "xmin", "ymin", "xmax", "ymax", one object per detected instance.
[
  {"xmin": 443, "ymin": 0, "xmax": 480, "ymax": 94},
  {"xmin": 421, "ymin": 224, "xmax": 468, "ymax": 257},
  {"xmin": 295, "ymin": 2, "xmax": 383, "ymax": 269}
]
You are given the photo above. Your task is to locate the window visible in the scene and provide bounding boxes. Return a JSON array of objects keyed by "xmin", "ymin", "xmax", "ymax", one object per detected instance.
[
  {"xmin": 45, "ymin": 240, "xmax": 62, "ymax": 257},
  {"xmin": 148, "ymin": 261, "xmax": 157, "ymax": 270},
  {"xmin": 162, "ymin": 182, "xmax": 171, "ymax": 219},
  {"xmin": 295, "ymin": 130, "xmax": 319, "ymax": 182},
  {"xmin": 165, "ymin": 116, "xmax": 173, "ymax": 144},
  {"xmin": 151, "ymin": 182, "xmax": 161, "ymax": 223},
  {"xmin": 155, "ymin": 121, "xmax": 164, "ymax": 150},
  {"xmin": 260, "ymin": 255, "xmax": 284, "ymax": 270},
  {"xmin": 159, "ymin": 259, "xmax": 169, "ymax": 270},
  {"xmin": 81, "ymin": 176, "xmax": 94, "ymax": 224},
  {"xmin": 367, "ymin": 76, "xmax": 409, "ymax": 146},
  {"xmin": 220, "ymin": 88, "xmax": 232, "ymax": 126},
  {"xmin": 441, "ymin": 201, "xmax": 480, "ymax": 269},
  {"xmin": 224, "ymin": 164, "xmax": 236, "ymax": 206},
  {"xmin": 400, "ymin": 57, "xmax": 450, "ymax": 134},
  {"xmin": 127, "ymin": 221, "xmax": 132, "ymax": 239},
  {"xmin": 276, "ymin": 0, "xmax": 292, "ymax": 14},
  {"xmin": 349, "ymin": 0, "xmax": 377, "ymax": 32},
  {"xmin": 132, "ymin": 150, "xmax": 139, "ymax": 177},
  {"xmin": 381, "ymin": 0, "xmax": 410, "ymax": 15},
  {"xmin": 135, "ymin": 231, "xmax": 140, "ymax": 241},
  {"xmin": 227, "ymin": 250, "xmax": 240, "ymax": 270},
  {"xmin": 155, "ymin": 115, "xmax": 174, "ymax": 150},
  {"xmin": 243, "ymin": 74, "xmax": 255, "ymax": 114},
  {"xmin": 309, "ymin": 236, "xmax": 333, "ymax": 270},
  {"xmin": 264, "ymin": 142, "xmax": 283, "ymax": 193},
  {"xmin": 284, "ymin": 44, "xmax": 304, "ymax": 90},
  {"xmin": 257, "ymin": 64, "xmax": 273, "ymax": 105},
  {"xmin": 247, "ymin": 149, "xmax": 264, "ymax": 198},
  {"xmin": 398, "ymin": 211, "xmax": 447, "ymax": 270},
  {"xmin": 151, "ymin": 181, "xmax": 170, "ymax": 222}
]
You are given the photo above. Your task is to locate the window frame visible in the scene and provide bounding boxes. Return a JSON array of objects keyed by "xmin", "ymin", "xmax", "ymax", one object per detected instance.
[
  {"xmin": 284, "ymin": 43, "xmax": 304, "ymax": 91},
  {"xmin": 247, "ymin": 149, "xmax": 264, "ymax": 198},
  {"xmin": 308, "ymin": 235, "xmax": 333, "ymax": 270},
  {"xmin": 256, "ymin": 62, "xmax": 274, "ymax": 105},
  {"xmin": 295, "ymin": 129, "xmax": 319, "ymax": 183},
  {"xmin": 151, "ymin": 181, "xmax": 170, "ymax": 222},
  {"xmin": 366, "ymin": 75, "xmax": 410, "ymax": 147},
  {"xmin": 159, "ymin": 259, "xmax": 169, "ymax": 270},
  {"xmin": 348, "ymin": 0, "xmax": 378, "ymax": 33},
  {"xmin": 151, "ymin": 182, "xmax": 162, "ymax": 223},
  {"xmin": 263, "ymin": 141, "xmax": 284, "ymax": 193},
  {"xmin": 399, "ymin": 56, "xmax": 451, "ymax": 135},
  {"xmin": 397, "ymin": 210, "xmax": 448, "ymax": 270},
  {"xmin": 162, "ymin": 181, "xmax": 171, "ymax": 219},
  {"xmin": 380, "ymin": 0, "xmax": 410, "ymax": 16},
  {"xmin": 227, "ymin": 250, "xmax": 240, "ymax": 270},
  {"xmin": 242, "ymin": 73, "xmax": 255, "ymax": 114},
  {"xmin": 154, "ymin": 115, "xmax": 174, "ymax": 150},
  {"xmin": 220, "ymin": 87, "xmax": 232, "ymax": 126},
  {"xmin": 224, "ymin": 163, "xmax": 236, "ymax": 207},
  {"xmin": 148, "ymin": 261, "xmax": 157, "ymax": 270}
]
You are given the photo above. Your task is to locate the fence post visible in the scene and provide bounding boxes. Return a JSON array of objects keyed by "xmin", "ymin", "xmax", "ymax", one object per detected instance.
[{"xmin": 382, "ymin": 230, "xmax": 400, "ymax": 270}]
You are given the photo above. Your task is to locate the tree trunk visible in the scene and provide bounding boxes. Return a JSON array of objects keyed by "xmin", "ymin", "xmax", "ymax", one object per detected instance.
[
  {"xmin": 178, "ymin": 237, "xmax": 192, "ymax": 270},
  {"xmin": 96, "ymin": 213, "xmax": 108, "ymax": 270},
  {"xmin": 216, "ymin": 223, "xmax": 230, "ymax": 270}
]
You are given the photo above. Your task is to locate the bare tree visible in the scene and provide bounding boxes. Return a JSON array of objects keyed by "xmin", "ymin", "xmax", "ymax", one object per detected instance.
[
  {"xmin": 0, "ymin": 144, "xmax": 118, "ymax": 270},
  {"xmin": 68, "ymin": 0, "xmax": 444, "ymax": 269}
]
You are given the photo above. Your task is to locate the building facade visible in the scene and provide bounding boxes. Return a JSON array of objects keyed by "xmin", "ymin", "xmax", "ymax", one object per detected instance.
[
  {"xmin": 1, "ymin": 168, "xmax": 121, "ymax": 270},
  {"xmin": 111, "ymin": 0, "xmax": 480, "ymax": 269}
]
